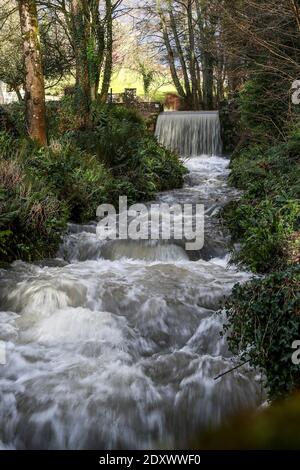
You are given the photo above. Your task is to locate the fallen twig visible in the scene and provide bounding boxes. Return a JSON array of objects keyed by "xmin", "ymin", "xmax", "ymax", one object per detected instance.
[{"xmin": 214, "ymin": 360, "xmax": 250, "ymax": 381}]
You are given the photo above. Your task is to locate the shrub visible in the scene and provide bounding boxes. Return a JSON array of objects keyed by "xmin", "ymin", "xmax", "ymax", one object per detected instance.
[
  {"xmin": 219, "ymin": 97, "xmax": 241, "ymax": 154},
  {"xmin": 0, "ymin": 131, "xmax": 110, "ymax": 262},
  {"xmin": 135, "ymin": 136, "xmax": 186, "ymax": 192},
  {"xmin": 225, "ymin": 198, "xmax": 299, "ymax": 273},
  {"xmin": 239, "ymin": 76, "xmax": 292, "ymax": 142},
  {"xmin": 65, "ymin": 103, "xmax": 186, "ymax": 202},
  {"xmin": 21, "ymin": 139, "xmax": 112, "ymax": 222},
  {"xmin": 55, "ymin": 96, "xmax": 87, "ymax": 134},
  {"xmin": 223, "ymin": 266, "xmax": 300, "ymax": 399},
  {"xmin": 0, "ymin": 100, "xmax": 186, "ymax": 263},
  {"xmin": 224, "ymin": 132, "xmax": 300, "ymax": 273},
  {"xmin": 1, "ymin": 103, "xmax": 25, "ymax": 136},
  {"xmin": 0, "ymin": 154, "xmax": 68, "ymax": 263}
]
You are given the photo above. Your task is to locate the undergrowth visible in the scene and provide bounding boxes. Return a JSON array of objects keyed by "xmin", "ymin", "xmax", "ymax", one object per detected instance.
[{"xmin": 0, "ymin": 101, "xmax": 185, "ymax": 264}]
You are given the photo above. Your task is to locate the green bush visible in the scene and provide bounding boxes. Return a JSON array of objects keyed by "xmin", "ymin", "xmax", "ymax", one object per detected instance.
[
  {"xmin": 0, "ymin": 150, "xmax": 68, "ymax": 263},
  {"xmin": 4, "ymin": 101, "xmax": 60, "ymax": 137},
  {"xmin": 22, "ymin": 139, "xmax": 112, "ymax": 222},
  {"xmin": 90, "ymin": 103, "xmax": 145, "ymax": 166},
  {"xmin": 0, "ymin": 131, "xmax": 110, "ymax": 261},
  {"xmin": 222, "ymin": 68, "xmax": 300, "ymax": 405},
  {"xmin": 223, "ymin": 266, "xmax": 300, "ymax": 400},
  {"xmin": 50, "ymin": 100, "xmax": 185, "ymax": 202},
  {"xmin": 222, "ymin": 84, "xmax": 300, "ymax": 403},
  {"xmin": 135, "ymin": 136, "xmax": 186, "ymax": 192},
  {"xmin": 0, "ymin": 100, "xmax": 185, "ymax": 263},
  {"xmin": 224, "ymin": 198, "xmax": 299, "ymax": 273},
  {"xmin": 224, "ymin": 131, "xmax": 300, "ymax": 273},
  {"xmin": 64, "ymin": 102, "xmax": 186, "ymax": 202},
  {"xmin": 239, "ymin": 76, "xmax": 293, "ymax": 142},
  {"xmin": 219, "ymin": 97, "xmax": 241, "ymax": 154},
  {"xmin": 2, "ymin": 102, "xmax": 26, "ymax": 135}
]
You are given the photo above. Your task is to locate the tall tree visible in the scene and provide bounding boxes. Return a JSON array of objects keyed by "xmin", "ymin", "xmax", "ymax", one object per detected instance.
[
  {"xmin": 70, "ymin": 0, "xmax": 90, "ymax": 126},
  {"xmin": 100, "ymin": 0, "xmax": 113, "ymax": 103},
  {"xmin": 142, "ymin": 0, "xmax": 221, "ymax": 109},
  {"xmin": 0, "ymin": 0, "xmax": 75, "ymax": 101},
  {"xmin": 195, "ymin": 0, "xmax": 215, "ymax": 109},
  {"xmin": 18, "ymin": 0, "xmax": 47, "ymax": 145},
  {"xmin": 220, "ymin": 0, "xmax": 300, "ymax": 135},
  {"xmin": 87, "ymin": 0, "xmax": 105, "ymax": 101}
]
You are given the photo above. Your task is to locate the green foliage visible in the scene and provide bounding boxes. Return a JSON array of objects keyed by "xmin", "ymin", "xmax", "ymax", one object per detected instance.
[
  {"xmin": 90, "ymin": 104, "xmax": 185, "ymax": 200},
  {"xmin": 223, "ymin": 117, "xmax": 300, "ymax": 400},
  {"xmin": 53, "ymin": 95, "xmax": 79, "ymax": 134},
  {"xmin": 135, "ymin": 136, "xmax": 186, "ymax": 192},
  {"xmin": 4, "ymin": 102, "xmax": 62, "ymax": 139},
  {"xmin": 0, "ymin": 134, "xmax": 111, "ymax": 262},
  {"xmin": 225, "ymin": 198, "xmax": 299, "ymax": 273},
  {"xmin": 0, "ymin": 145, "xmax": 69, "ymax": 263},
  {"xmin": 0, "ymin": 5, "xmax": 74, "ymax": 94},
  {"xmin": 223, "ymin": 266, "xmax": 300, "ymax": 400},
  {"xmin": 22, "ymin": 139, "xmax": 112, "ymax": 222},
  {"xmin": 239, "ymin": 76, "xmax": 294, "ymax": 142},
  {"xmin": 91, "ymin": 103, "xmax": 145, "ymax": 164},
  {"xmin": 224, "ymin": 131, "xmax": 300, "ymax": 273},
  {"xmin": 1, "ymin": 103, "xmax": 25, "ymax": 136},
  {"xmin": 229, "ymin": 141, "xmax": 300, "ymax": 198},
  {"xmin": 219, "ymin": 97, "xmax": 241, "ymax": 153},
  {"xmin": 54, "ymin": 101, "xmax": 186, "ymax": 203},
  {"xmin": 0, "ymin": 101, "xmax": 185, "ymax": 263}
]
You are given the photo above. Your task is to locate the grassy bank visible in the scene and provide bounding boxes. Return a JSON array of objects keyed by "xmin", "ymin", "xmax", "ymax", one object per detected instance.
[
  {"xmin": 0, "ymin": 101, "xmax": 185, "ymax": 265},
  {"xmin": 224, "ymin": 130, "xmax": 300, "ymax": 273}
]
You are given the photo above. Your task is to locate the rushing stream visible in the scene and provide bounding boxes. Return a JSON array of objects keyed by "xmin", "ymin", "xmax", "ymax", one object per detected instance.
[{"xmin": 0, "ymin": 121, "xmax": 263, "ymax": 449}]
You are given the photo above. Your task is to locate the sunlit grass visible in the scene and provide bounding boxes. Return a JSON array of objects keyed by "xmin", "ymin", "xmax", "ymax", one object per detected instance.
[
  {"xmin": 46, "ymin": 68, "xmax": 176, "ymax": 102},
  {"xmin": 110, "ymin": 68, "xmax": 176, "ymax": 101}
]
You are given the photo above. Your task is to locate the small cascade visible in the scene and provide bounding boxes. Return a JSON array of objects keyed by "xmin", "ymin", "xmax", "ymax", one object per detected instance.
[{"xmin": 155, "ymin": 111, "xmax": 222, "ymax": 157}]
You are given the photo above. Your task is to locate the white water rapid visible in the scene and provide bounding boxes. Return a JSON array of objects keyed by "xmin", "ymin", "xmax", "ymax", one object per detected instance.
[{"xmin": 0, "ymin": 150, "xmax": 263, "ymax": 449}]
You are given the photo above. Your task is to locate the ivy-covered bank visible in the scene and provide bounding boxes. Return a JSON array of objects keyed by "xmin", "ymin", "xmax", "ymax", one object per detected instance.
[
  {"xmin": 221, "ymin": 80, "xmax": 300, "ymax": 400},
  {"xmin": 0, "ymin": 102, "xmax": 186, "ymax": 265}
]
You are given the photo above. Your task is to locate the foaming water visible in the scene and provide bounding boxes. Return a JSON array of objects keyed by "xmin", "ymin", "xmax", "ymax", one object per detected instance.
[
  {"xmin": 0, "ymin": 155, "xmax": 263, "ymax": 449},
  {"xmin": 155, "ymin": 112, "xmax": 222, "ymax": 156}
]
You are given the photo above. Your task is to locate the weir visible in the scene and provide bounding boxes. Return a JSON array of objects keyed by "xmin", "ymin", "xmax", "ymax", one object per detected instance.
[{"xmin": 155, "ymin": 111, "xmax": 222, "ymax": 157}]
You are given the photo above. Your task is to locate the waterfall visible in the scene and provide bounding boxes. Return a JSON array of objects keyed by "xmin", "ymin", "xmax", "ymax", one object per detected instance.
[{"xmin": 155, "ymin": 111, "xmax": 222, "ymax": 157}]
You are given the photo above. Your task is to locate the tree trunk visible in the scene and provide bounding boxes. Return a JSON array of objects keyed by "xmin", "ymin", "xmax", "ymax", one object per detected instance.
[
  {"xmin": 71, "ymin": 0, "xmax": 91, "ymax": 126},
  {"xmin": 88, "ymin": 0, "xmax": 105, "ymax": 101},
  {"xmin": 290, "ymin": 0, "xmax": 300, "ymax": 32},
  {"xmin": 159, "ymin": 19, "xmax": 186, "ymax": 99},
  {"xmin": 195, "ymin": 0, "xmax": 215, "ymax": 110},
  {"xmin": 195, "ymin": 59, "xmax": 203, "ymax": 107},
  {"xmin": 215, "ymin": 27, "xmax": 225, "ymax": 106},
  {"xmin": 13, "ymin": 86, "xmax": 24, "ymax": 103},
  {"xmin": 202, "ymin": 52, "xmax": 214, "ymax": 109},
  {"xmin": 169, "ymin": 9, "xmax": 191, "ymax": 99},
  {"xmin": 187, "ymin": 0, "xmax": 199, "ymax": 109},
  {"xmin": 100, "ymin": 0, "xmax": 113, "ymax": 103},
  {"xmin": 18, "ymin": 0, "xmax": 47, "ymax": 145},
  {"xmin": 226, "ymin": 55, "xmax": 241, "ymax": 97}
]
